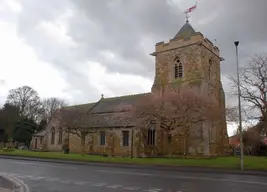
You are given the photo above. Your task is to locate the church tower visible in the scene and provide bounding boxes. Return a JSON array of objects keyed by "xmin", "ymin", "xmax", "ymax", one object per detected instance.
[
  {"xmin": 151, "ymin": 21, "xmax": 223, "ymax": 93},
  {"xmin": 150, "ymin": 21, "xmax": 229, "ymax": 155}
]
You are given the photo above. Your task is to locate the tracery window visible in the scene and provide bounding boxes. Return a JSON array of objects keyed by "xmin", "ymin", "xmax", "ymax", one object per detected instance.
[
  {"xmin": 100, "ymin": 131, "xmax": 106, "ymax": 146},
  {"xmin": 58, "ymin": 127, "xmax": 63, "ymax": 145},
  {"xmin": 147, "ymin": 129, "xmax": 156, "ymax": 146},
  {"xmin": 51, "ymin": 127, "xmax": 55, "ymax": 145},
  {"xmin": 174, "ymin": 58, "xmax": 183, "ymax": 79}
]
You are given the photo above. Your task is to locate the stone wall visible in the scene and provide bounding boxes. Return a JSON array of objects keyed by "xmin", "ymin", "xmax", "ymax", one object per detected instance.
[
  {"xmin": 30, "ymin": 136, "xmax": 43, "ymax": 150},
  {"xmin": 43, "ymin": 124, "xmax": 222, "ymax": 157},
  {"xmin": 69, "ymin": 128, "xmax": 134, "ymax": 157},
  {"xmin": 45, "ymin": 116, "xmax": 64, "ymax": 152},
  {"xmin": 150, "ymin": 30, "xmax": 228, "ymax": 156},
  {"xmin": 135, "ymin": 122, "xmax": 212, "ymax": 157},
  {"xmin": 46, "ymin": 128, "xmax": 65, "ymax": 152}
]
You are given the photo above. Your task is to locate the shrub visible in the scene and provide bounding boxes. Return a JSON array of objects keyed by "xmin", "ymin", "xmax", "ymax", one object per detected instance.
[
  {"xmin": 62, "ymin": 143, "xmax": 70, "ymax": 154},
  {"xmin": 2, "ymin": 147, "xmax": 15, "ymax": 152}
]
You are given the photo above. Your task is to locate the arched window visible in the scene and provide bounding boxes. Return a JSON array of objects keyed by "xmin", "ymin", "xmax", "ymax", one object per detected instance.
[
  {"xmin": 58, "ymin": 127, "xmax": 63, "ymax": 145},
  {"xmin": 51, "ymin": 127, "xmax": 55, "ymax": 145},
  {"xmin": 174, "ymin": 58, "xmax": 183, "ymax": 79},
  {"xmin": 208, "ymin": 59, "xmax": 212, "ymax": 80}
]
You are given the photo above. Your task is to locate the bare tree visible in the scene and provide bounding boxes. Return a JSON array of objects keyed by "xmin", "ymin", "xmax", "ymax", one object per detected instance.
[
  {"xmin": 57, "ymin": 108, "xmax": 93, "ymax": 155},
  {"xmin": 41, "ymin": 97, "xmax": 66, "ymax": 123},
  {"xmin": 133, "ymin": 88, "xmax": 220, "ymax": 156},
  {"xmin": 6, "ymin": 86, "xmax": 42, "ymax": 121},
  {"xmin": 225, "ymin": 105, "xmax": 239, "ymax": 123},
  {"xmin": 229, "ymin": 54, "xmax": 267, "ymax": 135},
  {"xmin": 58, "ymin": 105, "xmax": 122, "ymax": 155},
  {"xmin": 52, "ymin": 100, "xmax": 131, "ymax": 155}
]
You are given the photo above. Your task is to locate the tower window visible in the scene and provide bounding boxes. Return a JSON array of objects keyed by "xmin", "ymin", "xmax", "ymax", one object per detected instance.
[
  {"xmin": 174, "ymin": 59, "xmax": 183, "ymax": 79},
  {"xmin": 122, "ymin": 131, "xmax": 129, "ymax": 146},
  {"xmin": 58, "ymin": 127, "xmax": 63, "ymax": 145},
  {"xmin": 100, "ymin": 131, "xmax": 106, "ymax": 146},
  {"xmin": 147, "ymin": 129, "xmax": 156, "ymax": 146}
]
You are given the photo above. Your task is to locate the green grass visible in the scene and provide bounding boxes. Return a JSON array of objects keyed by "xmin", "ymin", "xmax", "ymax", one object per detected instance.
[{"xmin": 0, "ymin": 149, "xmax": 267, "ymax": 170}]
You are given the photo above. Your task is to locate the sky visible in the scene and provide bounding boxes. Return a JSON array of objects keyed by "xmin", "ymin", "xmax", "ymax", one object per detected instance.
[{"xmin": 0, "ymin": 0, "xmax": 266, "ymax": 136}]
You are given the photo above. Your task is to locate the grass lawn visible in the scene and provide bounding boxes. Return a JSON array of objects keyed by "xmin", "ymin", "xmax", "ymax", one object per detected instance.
[{"xmin": 0, "ymin": 149, "xmax": 267, "ymax": 170}]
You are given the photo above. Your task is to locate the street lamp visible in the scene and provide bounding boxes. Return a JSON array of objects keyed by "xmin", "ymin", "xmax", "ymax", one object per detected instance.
[
  {"xmin": 264, "ymin": 78, "xmax": 267, "ymax": 104},
  {"xmin": 234, "ymin": 41, "xmax": 244, "ymax": 170}
]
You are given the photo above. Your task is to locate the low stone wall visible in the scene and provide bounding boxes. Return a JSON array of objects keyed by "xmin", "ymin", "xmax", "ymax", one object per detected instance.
[{"xmin": 0, "ymin": 174, "xmax": 29, "ymax": 192}]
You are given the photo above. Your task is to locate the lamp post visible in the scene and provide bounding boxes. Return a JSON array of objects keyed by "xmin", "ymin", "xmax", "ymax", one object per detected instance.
[
  {"xmin": 234, "ymin": 41, "xmax": 244, "ymax": 170},
  {"xmin": 264, "ymin": 78, "xmax": 267, "ymax": 104}
]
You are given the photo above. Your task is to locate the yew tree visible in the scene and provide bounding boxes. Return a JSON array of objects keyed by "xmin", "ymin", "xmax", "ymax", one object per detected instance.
[{"xmin": 0, "ymin": 103, "xmax": 20, "ymax": 138}]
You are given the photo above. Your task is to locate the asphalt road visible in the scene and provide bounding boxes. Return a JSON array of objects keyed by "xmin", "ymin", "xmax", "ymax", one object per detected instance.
[{"xmin": 0, "ymin": 158, "xmax": 267, "ymax": 192}]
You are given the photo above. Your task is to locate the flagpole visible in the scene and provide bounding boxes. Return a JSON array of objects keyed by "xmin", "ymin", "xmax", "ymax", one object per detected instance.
[
  {"xmin": 184, "ymin": 1, "xmax": 198, "ymax": 23},
  {"xmin": 185, "ymin": 12, "xmax": 189, "ymax": 23}
]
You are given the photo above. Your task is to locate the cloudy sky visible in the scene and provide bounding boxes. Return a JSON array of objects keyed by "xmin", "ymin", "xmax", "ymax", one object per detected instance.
[{"xmin": 0, "ymin": 0, "xmax": 266, "ymax": 135}]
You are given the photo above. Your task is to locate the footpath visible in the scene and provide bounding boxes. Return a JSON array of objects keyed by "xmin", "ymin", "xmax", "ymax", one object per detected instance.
[
  {"xmin": 0, "ymin": 173, "xmax": 29, "ymax": 192},
  {"xmin": 1, "ymin": 154, "xmax": 267, "ymax": 177}
]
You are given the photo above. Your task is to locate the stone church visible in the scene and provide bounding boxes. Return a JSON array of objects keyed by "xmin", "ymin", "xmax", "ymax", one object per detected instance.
[{"xmin": 31, "ymin": 21, "xmax": 229, "ymax": 157}]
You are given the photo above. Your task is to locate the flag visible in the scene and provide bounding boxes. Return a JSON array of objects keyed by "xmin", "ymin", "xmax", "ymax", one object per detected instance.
[{"xmin": 185, "ymin": 4, "xmax": 197, "ymax": 13}]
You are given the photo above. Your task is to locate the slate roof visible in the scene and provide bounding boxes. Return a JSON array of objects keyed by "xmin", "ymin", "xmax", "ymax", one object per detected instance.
[
  {"xmin": 91, "ymin": 93, "xmax": 150, "ymax": 113},
  {"xmin": 78, "ymin": 111, "xmax": 134, "ymax": 128},
  {"xmin": 60, "ymin": 93, "xmax": 151, "ymax": 128},
  {"xmin": 63, "ymin": 102, "xmax": 96, "ymax": 113},
  {"xmin": 174, "ymin": 21, "xmax": 196, "ymax": 39}
]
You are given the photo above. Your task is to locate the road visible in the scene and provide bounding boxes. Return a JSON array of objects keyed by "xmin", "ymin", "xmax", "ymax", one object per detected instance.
[{"xmin": 0, "ymin": 158, "xmax": 267, "ymax": 192}]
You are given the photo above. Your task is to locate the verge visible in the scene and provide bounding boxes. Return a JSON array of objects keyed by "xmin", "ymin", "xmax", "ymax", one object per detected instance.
[
  {"xmin": 0, "ymin": 154, "xmax": 267, "ymax": 177},
  {"xmin": 0, "ymin": 173, "xmax": 30, "ymax": 192}
]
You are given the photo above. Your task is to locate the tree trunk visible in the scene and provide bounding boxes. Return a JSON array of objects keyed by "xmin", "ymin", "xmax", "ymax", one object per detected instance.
[
  {"xmin": 264, "ymin": 118, "xmax": 267, "ymax": 136},
  {"xmin": 81, "ymin": 133, "xmax": 86, "ymax": 156},
  {"xmin": 185, "ymin": 134, "xmax": 189, "ymax": 155},
  {"xmin": 167, "ymin": 134, "xmax": 172, "ymax": 157}
]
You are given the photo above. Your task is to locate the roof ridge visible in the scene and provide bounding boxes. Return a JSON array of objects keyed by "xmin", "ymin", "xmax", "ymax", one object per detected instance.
[
  {"xmin": 63, "ymin": 102, "xmax": 96, "ymax": 108},
  {"xmin": 86, "ymin": 96, "xmax": 103, "ymax": 115},
  {"xmin": 103, "ymin": 92, "xmax": 150, "ymax": 100}
]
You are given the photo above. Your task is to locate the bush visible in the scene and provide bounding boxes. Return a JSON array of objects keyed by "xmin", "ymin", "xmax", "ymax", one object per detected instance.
[
  {"xmin": 2, "ymin": 147, "xmax": 15, "ymax": 152},
  {"xmin": 62, "ymin": 143, "xmax": 69, "ymax": 154}
]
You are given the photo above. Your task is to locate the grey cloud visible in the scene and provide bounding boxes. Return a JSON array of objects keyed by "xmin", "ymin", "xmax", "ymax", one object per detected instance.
[
  {"xmin": 68, "ymin": 0, "xmax": 184, "ymax": 76},
  {"xmin": 194, "ymin": 0, "xmax": 267, "ymax": 75},
  {"xmin": 13, "ymin": 0, "xmax": 267, "ymax": 104},
  {"xmin": 15, "ymin": 0, "xmax": 101, "ymax": 103},
  {"xmin": 17, "ymin": 0, "xmax": 69, "ymax": 31}
]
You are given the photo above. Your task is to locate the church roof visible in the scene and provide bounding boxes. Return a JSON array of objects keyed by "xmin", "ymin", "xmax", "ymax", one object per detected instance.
[
  {"xmin": 91, "ymin": 93, "xmax": 149, "ymax": 113},
  {"xmin": 60, "ymin": 93, "xmax": 151, "ymax": 128},
  {"xmin": 63, "ymin": 102, "xmax": 96, "ymax": 113},
  {"xmin": 174, "ymin": 21, "xmax": 196, "ymax": 39},
  {"xmin": 33, "ymin": 129, "xmax": 47, "ymax": 137}
]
